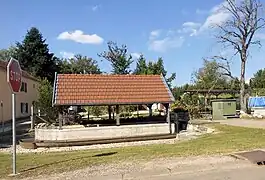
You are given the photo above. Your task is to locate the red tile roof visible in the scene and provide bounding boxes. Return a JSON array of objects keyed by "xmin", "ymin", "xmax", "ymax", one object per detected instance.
[
  {"xmin": 53, "ymin": 74, "xmax": 175, "ymax": 106},
  {"xmin": 0, "ymin": 60, "xmax": 39, "ymax": 82}
]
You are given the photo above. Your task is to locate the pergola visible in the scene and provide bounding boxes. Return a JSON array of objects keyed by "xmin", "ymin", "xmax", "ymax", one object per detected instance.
[
  {"xmin": 52, "ymin": 73, "xmax": 175, "ymax": 128},
  {"xmin": 183, "ymin": 89, "xmax": 240, "ymax": 97}
]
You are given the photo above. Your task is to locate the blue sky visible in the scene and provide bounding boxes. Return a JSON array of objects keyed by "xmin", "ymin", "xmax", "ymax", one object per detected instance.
[{"xmin": 1, "ymin": 0, "xmax": 265, "ymax": 86}]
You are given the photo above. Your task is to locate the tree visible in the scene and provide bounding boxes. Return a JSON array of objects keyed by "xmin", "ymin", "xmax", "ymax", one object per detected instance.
[
  {"xmin": 250, "ymin": 68, "xmax": 265, "ymax": 95},
  {"xmin": 58, "ymin": 54, "xmax": 101, "ymax": 74},
  {"xmin": 134, "ymin": 54, "xmax": 147, "ymax": 75},
  {"xmin": 134, "ymin": 55, "xmax": 176, "ymax": 88},
  {"xmin": 14, "ymin": 27, "xmax": 57, "ymax": 82},
  {"xmin": 0, "ymin": 46, "xmax": 16, "ymax": 61},
  {"xmin": 36, "ymin": 78, "xmax": 58, "ymax": 122},
  {"xmin": 98, "ymin": 41, "xmax": 133, "ymax": 74},
  {"xmin": 250, "ymin": 69, "xmax": 265, "ymax": 88},
  {"xmin": 215, "ymin": 0, "xmax": 265, "ymax": 112},
  {"xmin": 192, "ymin": 59, "xmax": 229, "ymax": 90}
]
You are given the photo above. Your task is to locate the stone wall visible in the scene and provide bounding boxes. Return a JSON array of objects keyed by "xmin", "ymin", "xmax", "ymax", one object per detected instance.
[{"xmin": 35, "ymin": 123, "xmax": 175, "ymax": 141}]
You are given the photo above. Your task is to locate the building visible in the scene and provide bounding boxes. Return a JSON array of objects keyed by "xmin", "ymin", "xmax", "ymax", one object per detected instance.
[{"xmin": 0, "ymin": 60, "xmax": 39, "ymax": 122}]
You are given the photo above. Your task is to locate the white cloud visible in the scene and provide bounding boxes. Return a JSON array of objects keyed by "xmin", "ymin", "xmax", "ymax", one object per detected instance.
[
  {"xmin": 196, "ymin": 9, "xmax": 209, "ymax": 15},
  {"xmin": 149, "ymin": 30, "xmax": 161, "ymax": 40},
  {"xmin": 57, "ymin": 30, "xmax": 104, "ymax": 44},
  {"xmin": 179, "ymin": 22, "xmax": 201, "ymax": 36},
  {"xmin": 92, "ymin": 5, "xmax": 100, "ymax": 11},
  {"xmin": 60, "ymin": 51, "xmax": 75, "ymax": 59},
  {"xmin": 199, "ymin": 1, "xmax": 230, "ymax": 32},
  {"xmin": 131, "ymin": 52, "xmax": 141, "ymax": 59},
  {"xmin": 148, "ymin": 36, "xmax": 185, "ymax": 52},
  {"xmin": 182, "ymin": 22, "xmax": 201, "ymax": 28}
]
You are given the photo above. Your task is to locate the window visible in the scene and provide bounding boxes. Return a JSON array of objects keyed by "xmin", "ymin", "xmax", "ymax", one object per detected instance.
[
  {"xmin": 228, "ymin": 103, "xmax": 232, "ymax": 106},
  {"xmin": 20, "ymin": 103, "xmax": 28, "ymax": 114},
  {"xmin": 33, "ymin": 84, "xmax": 35, "ymax": 88},
  {"xmin": 20, "ymin": 82, "xmax": 27, "ymax": 93}
]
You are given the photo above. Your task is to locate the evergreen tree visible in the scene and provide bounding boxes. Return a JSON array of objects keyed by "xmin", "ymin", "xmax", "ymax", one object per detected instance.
[
  {"xmin": 14, "ymin": 27, "xmax": 57, "ymax": 82},
  {"xmin": 98, "ymin": 41, "xmax": 133, "ymax": 74},
  {"xmin": 134, "ymin": 54, "xmax": 147, "ymax": 75}
]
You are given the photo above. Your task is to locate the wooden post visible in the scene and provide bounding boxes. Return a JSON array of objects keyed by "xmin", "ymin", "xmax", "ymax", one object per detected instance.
[
  {"xmin": 116, "ymin": 105, "xmax": 120, "ymax": 126},
  {"xmin": 147, "ymin": 104, "xmax": 152, "ymax": 117},
  {"xmin": 58, "ymin": 111, "xmax": 63, "ymax": 130},
  {"xmin": 165, "ymin": 104, "xmax": 171, "ymax": 134},
  {"xmin": 137, "ymin": 105, "xmax": 139, "ymax": 119},
  {"xmin": 30, "ymin": 104, "xmax": 34, "ymax": 130},
  {"xmin": 108, "ymin": 106, "xmax": 112, "ymax": 120},
  {"xmin": 112, "ymin": 106, "xmax": 115, "ymax": 120}
]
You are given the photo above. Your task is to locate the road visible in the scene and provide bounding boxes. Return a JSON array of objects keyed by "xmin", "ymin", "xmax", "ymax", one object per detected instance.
[
  {"xmin": 217, "ymin": 118, "xmax": 265, "ymax": 129},
  {"xmin": 22, "ymin": 155, "xmax": 265, "ymax": 180}
]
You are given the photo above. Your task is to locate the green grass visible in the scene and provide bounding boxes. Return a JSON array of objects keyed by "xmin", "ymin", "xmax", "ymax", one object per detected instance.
[{"xmin": 1, "ymin": 124, "xmax": 265, "ymax": 179}]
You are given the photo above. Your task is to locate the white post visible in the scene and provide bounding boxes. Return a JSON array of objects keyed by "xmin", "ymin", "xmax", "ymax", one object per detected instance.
[
  {"xmin": 1, "ymin": 101, "xmax": 4, "ymax": 138},
  {"xmin": 12, "ymin": 93, "xmax": 16, "ymax": 175},
  {"xmin": 30, "ymin": 104, "xmax": 34, "ymax": 130}
]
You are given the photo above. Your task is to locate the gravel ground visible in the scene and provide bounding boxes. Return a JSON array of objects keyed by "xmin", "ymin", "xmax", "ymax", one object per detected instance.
[
  {"xmin": 0, "ymin": 138, "xmax": 180, "ymax": 154},
  {"xmin": 0, "ymin": 128, "xmax": 209, "ymax": 154},
  {"xmin": 21, "ymin": 155, "xmax": 255, "ymax": 180}
]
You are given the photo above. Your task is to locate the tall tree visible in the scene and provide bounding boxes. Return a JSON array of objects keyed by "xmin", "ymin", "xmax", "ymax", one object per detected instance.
[
  {"xmin": 215, "ymin": 0, "xmax": 265, "ymax": 112},
  {"xmin": 250, "ymin": 68, "xmax": 265, "ymax": 95},
  {"xmin": 134, "ymin": 54, "xmax": 147, "ymax": 75},
  {"xmin": 0, "ymin": 46, "xmax": 16, "ymax": 61},
  {"xmin": 98, "ymin": 41, "xmax": 133, "ymax": 74},
  {"xmin": 14, "ymin": 27, "xmax": 57, "ymax": 82},
  {"xmin": 58, "ymin": 54, "xmax": 101, "ymax": 74},
  {"xmin": 192, "ymin": 59, "xmax": 229, "ymax": 90},
  {"xmin": 250, "ymin": 69, "xmax": 265, "ymax": 88}
]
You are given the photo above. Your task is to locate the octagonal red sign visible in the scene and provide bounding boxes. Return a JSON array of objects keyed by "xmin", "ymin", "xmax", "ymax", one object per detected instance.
[{"xmin": 7, "ymin": 58, "xmax": 22, "ymax": 93}]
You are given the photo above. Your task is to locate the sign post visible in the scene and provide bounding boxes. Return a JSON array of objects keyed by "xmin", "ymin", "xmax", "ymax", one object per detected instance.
[{"xmin": 7, "ymin": 58, "xmax": 22, "ymax": 176}]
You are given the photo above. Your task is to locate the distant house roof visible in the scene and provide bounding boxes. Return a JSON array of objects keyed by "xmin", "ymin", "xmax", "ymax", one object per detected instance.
[
  {"xmin": 248, "ymin": 97, "xmax": 265, "ymax": 108},
  {"xmin": 0, "ymin": 60, "xmax": 39, "ymax": 82},
  {"xmin": 52, "ymin": 74, "xmax": 175, "ymax": 106}
]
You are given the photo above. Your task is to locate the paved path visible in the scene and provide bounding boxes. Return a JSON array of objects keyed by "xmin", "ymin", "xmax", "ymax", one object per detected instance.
[
  {"xmin": 22, "ymin": 155, "xmax": 265, "ymax": 180},
  {"xmin": 216, "ymin": 118, "xmax": 265, "ymax": 129}
]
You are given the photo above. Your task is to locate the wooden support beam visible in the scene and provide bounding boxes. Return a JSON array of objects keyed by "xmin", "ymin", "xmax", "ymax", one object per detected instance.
[
  {"xmin": 108, "ymin": 106, "xmax": 112, "ymax": 120},
  {"xmin": 147, "ymin": 104, "xmax": 152, "ymax": 117},
  {"xmin": 116, "ymin": 105, "xmax": 120, "ymax": 126},
  {"xmin": 58, "ymin": 111, "xmax": 63, "ymax": 130},
  {"xmin": 165, "ymin": 103, "xmax": 172, "ymax": 134}
]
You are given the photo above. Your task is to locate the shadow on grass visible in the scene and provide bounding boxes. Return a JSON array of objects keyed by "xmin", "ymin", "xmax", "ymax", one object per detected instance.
[{"xmin": 19, "ymin": 151, "xmax": 118, "ymax": 173}]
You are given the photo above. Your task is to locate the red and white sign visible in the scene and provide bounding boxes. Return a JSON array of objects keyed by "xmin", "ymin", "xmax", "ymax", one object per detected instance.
[{"xmin": 7, "ymin": 58, "xmax": 22, "ymax": 93}]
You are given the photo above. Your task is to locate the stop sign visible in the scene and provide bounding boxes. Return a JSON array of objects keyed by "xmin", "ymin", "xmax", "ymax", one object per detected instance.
[{"xmin": 7, "ymin": 58, "xmax": 22, "ymax": 93}]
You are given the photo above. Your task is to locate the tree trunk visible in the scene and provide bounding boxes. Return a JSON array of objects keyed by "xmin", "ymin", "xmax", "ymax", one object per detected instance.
[{"xmin": 240, "ymin": 52, "xmax": 247, "ymax": 112}]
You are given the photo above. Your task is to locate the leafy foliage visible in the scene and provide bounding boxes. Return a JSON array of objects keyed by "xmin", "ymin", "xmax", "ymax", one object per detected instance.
[
  {"xmin": 58, "ymin": 54, "xmax": 101, "ymax": 74},
  {"xmin": 36, "ymin": 78, "xmax": 58, "ymax": 122},
  {"xmin": 134, "ymin": 55, "xmax": 176, "ymax": 88},
  {"xmin": 0, "ymin": 46, "xmax": 16, "ymax": 61},
  {"xmin": 14, "ymin": 27, "xmax": 57, "ymax": 82},
  {"xmin": 98, "ymin": 41, "xmax": 133, "ymax": 74},
  {"xmin": 250, "ymin": 68, "xmax": 265, "ymax": 96}
]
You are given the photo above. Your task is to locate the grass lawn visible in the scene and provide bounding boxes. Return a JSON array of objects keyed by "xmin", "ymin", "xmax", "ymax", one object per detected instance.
[{"xmin": 1, "ymin": 124, "xmax": 265, "ymax": 179}]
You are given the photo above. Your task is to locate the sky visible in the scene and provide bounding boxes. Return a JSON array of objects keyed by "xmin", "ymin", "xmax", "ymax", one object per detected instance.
[{"xmin": 1, "ymin": 0, "xmax": 265, "ymax": 86}]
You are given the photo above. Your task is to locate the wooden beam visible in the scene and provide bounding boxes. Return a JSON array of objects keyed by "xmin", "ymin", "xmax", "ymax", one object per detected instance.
[
  {"xmin": 165, "ymin": 103, "xmax": 172, "ymax": 134},
  {"xmin": 116, "ymin": 105, "xmax": 120, "ymax": 126},
  {"xmin": 147, "ymin": 104, "xmax": 152, "ymax": 117},
  {"xmin": 108, "ymin": 106, "xmax": 112, "ymax": 120}
]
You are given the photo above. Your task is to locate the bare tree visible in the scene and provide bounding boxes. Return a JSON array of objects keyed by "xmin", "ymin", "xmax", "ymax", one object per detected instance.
[{"xmin": 216, "ymin": 0, "xmax": 265, "ymax": 112}]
